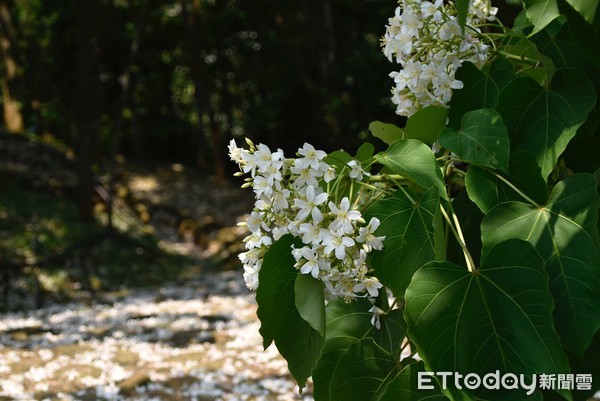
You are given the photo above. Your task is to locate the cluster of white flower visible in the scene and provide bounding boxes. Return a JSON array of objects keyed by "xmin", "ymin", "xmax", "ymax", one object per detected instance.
[
  {"xmin": 229, "ymin": 139, "xmax": 386, "ymax": 301},
  {"xmin": 382, "ymin": 0, "xmax": 498, "ymax": 116}
]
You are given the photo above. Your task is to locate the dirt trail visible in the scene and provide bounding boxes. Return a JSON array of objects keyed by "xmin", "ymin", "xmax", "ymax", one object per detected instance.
[{"xmin": 0, "ymin": 271, "xmax": 312, "ymax": 401}]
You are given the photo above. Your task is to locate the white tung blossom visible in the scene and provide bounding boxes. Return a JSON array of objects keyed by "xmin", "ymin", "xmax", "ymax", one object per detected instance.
[
  {"xmin": 382, "ymin": 0, "xmax": 497, "ymax": 116},
  {"xmin": 294, "ymin": 185, "xmax": 328, "ymax": 223},
  {"xmin": 297, "ymin": 143, "xmax": 327, "ymax": 170},
  {"xmin": 357, "ymin": 217, "xmax": 386, "ymax": 251},
  {"xmin": 328, "ymin": 197, "xmax": 362, "ymax": 234},
  {"xmin": 229, "ymin": 139, "xmax": 386, "ymax": 301}
]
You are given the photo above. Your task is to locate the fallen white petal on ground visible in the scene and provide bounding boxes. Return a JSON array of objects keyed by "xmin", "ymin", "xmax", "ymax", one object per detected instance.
[{"xmin": 0, "ymin": 271, "xmax": 313, "ymax": 401}]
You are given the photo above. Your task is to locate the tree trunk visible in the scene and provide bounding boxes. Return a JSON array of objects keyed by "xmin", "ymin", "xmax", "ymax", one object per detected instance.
[
  {"xmin": 319, "ymin": 0, "xmax": 336, "ymax": 96},
  {"xmin": 0, "ymin": 0, "xmax": 23, "ymax": 132},
  {"xmin": 72, "ymin": 0, "xmax": 104, "ymax": 222},
  {"xmin": 131, "ymin": 109, "xmax": 142, "ymax": 158},
  {"xmin": 207, "ymin": 107, "xmax": 225, "ymax": 180},
  {"xmin": 181, "ymin": 0, "xmax": 208, "ymax": 170},
  {"xmin": 317, "ymin": 0, "xmax": 340, "ymax": 142},
  {"xmin": 107, "ymin": 3, "xmax": 145, "ymax": 230}
]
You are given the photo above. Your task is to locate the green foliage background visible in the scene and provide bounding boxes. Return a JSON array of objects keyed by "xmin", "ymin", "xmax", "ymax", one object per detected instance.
[{"xmin": 4, "ymin": 0, "xmax": 402, "ymax": 166}]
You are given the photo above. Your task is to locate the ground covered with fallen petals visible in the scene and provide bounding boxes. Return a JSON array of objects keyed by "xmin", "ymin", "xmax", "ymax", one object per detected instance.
[{"xmin": 0, "ymin": 271, "xmax": 312, "ymax": 401}]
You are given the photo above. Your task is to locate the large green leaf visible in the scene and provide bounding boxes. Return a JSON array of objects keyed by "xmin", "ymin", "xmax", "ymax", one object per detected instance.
[
  {"xmin": 449, "ymin": 59, "xmax": 515, "ymax": 129},
  {"xmin": 553, "ymin": 2, "xmax": 600, "ymax": 63},
  {"xmin": 504, "ymin": 150, "xmax": 548, "ymax": 203},
  {"xmin": 496, "ymin": 69, "xmax": 596, "ymax": 180},
  {"xmin": 439, "ymin": 109, "xmax": 510, "ymax": 172},
  {"xmin": 365, "ymin": 186, "xmax": 439, "ymax": 298},
  {"xmin": 380, "ymin": 361, "xmax": 448, "ymax": 401},
  {"xmin": 531, "ymin": 19, "xmax": 600, "ymax": 174},
  {"xmin": 313, "ymin": 299, "xmax": 407, "ymax": 401},
  {"xmin": 356, "ymin": 142, "xmax": 375, "ymax": 164},
  {"xmin": 465, "ymin": 150, "xmax": 547, "ymax": 213},
  {"xmin": 466, "ymin": 167, "xmax": 514, "ymax": 214},
  {"xmin": 294, "ymin": 273, "xmax": 326, "ymax": 336},
  {"xmin": 329, "ymin": 338, "xmax": 400, "ymax": 401},
  {"xmin": 326, "ymin": 299, "xmax": 406, "ymax": 355},
  {"xmin": 313, "ymin": 336, "xmax": 359, "ymax": 401},
  {"xmin": 375, "ymin": 139, "xmax": 447, "ymax": 200},
  {"xmin": 325, "ymin": 149, "xmax": 354, "ymax": 173},
  {"xmin": 256, "ymin": 234, "xmax": 323, "ymax": 388},
  {"xmin": 313, "ymin": 299, "xmax": 374, "ymax": 401},
  {"xmin": 405, "ymin": 240, "xmax": 571, "ymax": 400},
  {"xmin": 481, "ymin": 174, "xmax": 600, "ymax": 357},
  {"xmin": 404, "ymin": 106, "xmax": 448, "ymax": 144},
  {"xmin": 564, "ymin": 0, "xmax": 599, "ymax": 26},
  {"xmin": 371, "ymin": 309, "xmax": 407, "ymax": 357},
  {"xmin": 501, "ymin": 34, "xmax": 556, "ymax": 86},
  {"xmin": 325, "ymin": 298, "xmax": 375, "ymax": 340},
  {"xmin": 524, "ymin": 0, "xmax": 561, "ymax": 35},
  {"xmin": 369, "ymin": 107, "xmax": 447, "ymax": 146},
  {"xmin": 531, "ymin": 18, "xmax": 600, "ymax": 70},
  {"xmin": 369, "ymin": 121, "xmax": 404, "ymax": 145}
]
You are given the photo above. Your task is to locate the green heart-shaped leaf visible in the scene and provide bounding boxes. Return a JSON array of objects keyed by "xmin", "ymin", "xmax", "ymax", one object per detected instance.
[
  {"xmin": 532, "ymin": 19, "xmax": 599, "ymax": 70},
  {"xmin": 294, "ymin": 273, "xmax": 325, "ymax": 336},
  {"xmin": 313, "ymin": 299, "xmax": 373, "ymax": 401},
  {"xmin": 325, "ymin": 301, "xmax": 406, "ymax": 355},
  {"xmin": 465, "ymin": 150, "xmax": 547, "ymax": 213},
  {"xmin": 449, "ymin": 59, "xmax": 516, "ymax": 128},
  {"xmin": 375, "ymin": 139, "xmax": 447, "ymax": 199},
  {"xmin": 256, "ymin": 234, "xmax": 323, "ymax": 388},
  {"xmin": 313, "ymin": 298, "xmax": 407, "ymax": 401},
  {"xmin": 324, "ymin": 298, "xmax": 375, "ymax": 341},
  {"xmin": 356, "ymin": 142, "xmax": 375, "ymax": 164},
  {"xmin": 524, "ymin": 0, "xmax": 561, "ymax": 35},
  {"xmin": 564, "ymin": 0, "xmax": 599, "ymax": 26},
  {"xmin": 329, "ymin": 338, "xmax": 399, "ymax": 401},
  {"xmin": 369, "ymin": 121, "xmax": 404, "ymax": 145},
  {"xmin": 404, "ymin": 106, "xmax": 448, "ymax": 144},
  {"xmin": 365, "ymin": 186, "xmax": 439, "ymax": 298},
  {"xmin": 313, "ymin": 336, "xmax": 359, "ymax": 401},
  {"xmin": 482, "ymin": 174, "xmax": 600, "ymax": 357},
  {"xmin": 370, "ymin": 309, "xmax": 407, "ymax": 357},
  {"xmin": 405, "ymin": 239, "xmax": 571, "ymax": 400},
  {"xmin": 369, "ymin": 107, "xmax": 447, "ymax": 146},
  {"xmin": 496, "ymin": 69, "xmax": 596, "ymax": 180},
  {"xmin": 439, "ymin": 108, "xmax": 510, "ymax": 172},
  {"xmin": 466, "ymin": 167, "xmax": 514, "ymax": 214}
]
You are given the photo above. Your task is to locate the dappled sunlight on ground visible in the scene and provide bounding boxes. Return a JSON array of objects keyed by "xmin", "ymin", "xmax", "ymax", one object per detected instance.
[
  {"xmin": 119, "ymin": 162, "xmax": 254, "ymax": 268},
  {"xmin": 0, "ymin": 271, "xmax": 312, "ymax": 401}
]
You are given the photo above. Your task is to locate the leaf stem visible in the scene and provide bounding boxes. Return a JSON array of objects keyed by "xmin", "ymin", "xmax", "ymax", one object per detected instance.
[
  {"xmin": 354, "ymin": 180, "xmax": 394, "ymax": 194},
  {"xmin": 359, "ymin": 184, "xmax": 395, "ymax": 211},
  {"xmin": 489, "ymin": 170, "xmax": 541, "ymax": 208},
  {"xmin": 368, "ymin": 174, "xmax": 407, "ymax": 182},
  {"xmin": 399, "ymin": 336, "xmax": 411, "ymax": 357},
  {"xmin": 495, "ymin": 50, "xmax": 539, "ymax": 66},
  {"xmin": 329, "ymin": 165, "xmax": 348, "ymax": 203},
  {"xmin": 451, "ymin": 167, "xmax": 466, "ymax": 176},
  {"xmin": 440, "ymin": 204, "xmax": 476, "ymax": 272},
  {"xmin": 397, "ymin": 184, "xmax": 417, "ymax": 205}
]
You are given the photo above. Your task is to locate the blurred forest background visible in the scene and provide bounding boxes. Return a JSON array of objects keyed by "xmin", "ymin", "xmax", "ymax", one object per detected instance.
[{"xmin": 0, "ymin": 0, "xmax": 520, "ymax": 311}]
